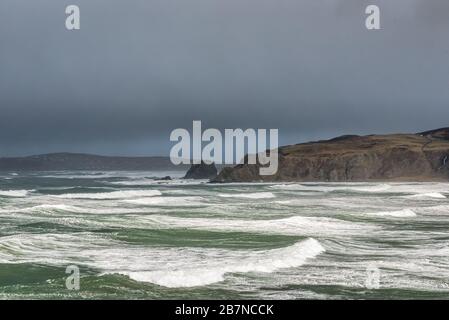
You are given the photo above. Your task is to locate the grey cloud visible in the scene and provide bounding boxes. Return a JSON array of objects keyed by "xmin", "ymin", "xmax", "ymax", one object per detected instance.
[{"xmin": 0, "ymin": 0, "xmax": 448, "ymax": 156}]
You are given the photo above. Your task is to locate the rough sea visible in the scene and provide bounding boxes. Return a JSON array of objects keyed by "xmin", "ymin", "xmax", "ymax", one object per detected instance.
[{"xmin": 1, "ymin": 171, "xmax": 449, "ymax": 299}]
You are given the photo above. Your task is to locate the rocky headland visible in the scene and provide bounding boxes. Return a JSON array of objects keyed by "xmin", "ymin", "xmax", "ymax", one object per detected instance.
[{"xmin": 213, "ymin": 128, "xmax": 449, "ymax": 182}]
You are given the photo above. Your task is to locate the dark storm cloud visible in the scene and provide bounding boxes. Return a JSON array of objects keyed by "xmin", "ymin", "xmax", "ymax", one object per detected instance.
[{"xmin": 0, "ymin": 0, "xmax": 448, "ymax": 156}]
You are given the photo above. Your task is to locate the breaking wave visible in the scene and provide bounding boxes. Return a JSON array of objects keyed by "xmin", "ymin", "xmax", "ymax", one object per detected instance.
[
  {"xmin": 365, "ymin": 208, "xmax": 417, "ymax": 218},
  {"xmin": 218, "ymin": 192, "xmax": 276, "ymax": 199},
  {"xmin": 123, "ymin": 196, "xmax": 206, "ymax": 206},
  {"xmin": 0, "ymin": 233, "xmax": 325, "ymax": 288},
  {"xmin": 270, "ymin": 183, "xmax": 392, "ymax": 193},
  {"xmin": 138, "ymin": 214, "xmax": 376, "ymax": 237},
  {"xmin": 413, "ymin": 205, "xmax": 449, "ymax": 216},
  {"xmin": 4, "ymin": 204, "xmax": 150, "ymax": 215},
  {"xmin": 405, "ymin": 193, "xmax": 446, "ymax": 199},
  {"xmin": 108, "ymin": 179, "xmax": 156, "ymax": 186},
  {"xmin": 55, "ymin": 189, "xmax": 162, "ymax": 199},
  {"xmin": 0, "ymin": 190, "xmax": 32, "ymax": 197},
  {"xmin": 121, "ymin": 238, "xmax": 325, "ymax": 287}
]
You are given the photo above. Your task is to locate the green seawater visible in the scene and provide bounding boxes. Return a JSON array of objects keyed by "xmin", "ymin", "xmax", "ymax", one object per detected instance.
[{"xmin": 1, "ymin": 171, "xmax": 449, "ymax": 299}]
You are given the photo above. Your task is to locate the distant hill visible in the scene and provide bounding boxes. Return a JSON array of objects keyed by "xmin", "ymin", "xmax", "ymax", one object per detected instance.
[
  {"xmin": 0, "ymin": 153, "xmax": 189, "ymax": 171},
  {"xmin": 214, "ymin": 127, "xmax": 449, "ymax": 182}
]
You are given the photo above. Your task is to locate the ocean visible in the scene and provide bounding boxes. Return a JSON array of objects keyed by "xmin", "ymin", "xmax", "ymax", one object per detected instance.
[{"xmin": 0, "ymin": 171, "xmax": 449, "ymax": 299}]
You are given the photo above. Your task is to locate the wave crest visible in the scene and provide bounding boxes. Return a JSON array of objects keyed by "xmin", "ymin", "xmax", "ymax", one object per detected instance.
[
  {"xmin": 123, "ymin": 196, "xmax": 205, "ymax": 206},
  {"xmin": 405, "ymin": 193, "xmax": 446, "ymax": 199},
  {"xmin": 55, "ymin": 189, "xmax": 162, "ymax": 199},
  {"xmin": 0, "ymin": 190, "xmax": 32, "ymax": 197},
  {"xmin": 123, "ymin": 238, "xmax": 325, "ymax": 287},
  {"xmin": 218, "ymin": 192, "xmax": 275, "ymax": 199},
  {"xmin": 365, "ymin": 208, "xmax": 417, "ymax": 218}
]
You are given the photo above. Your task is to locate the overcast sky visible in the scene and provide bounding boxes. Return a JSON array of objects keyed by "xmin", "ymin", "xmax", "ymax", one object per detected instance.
[{"xmin": 0, "ymin": 0, "xmax": 448, "ymax": 156}]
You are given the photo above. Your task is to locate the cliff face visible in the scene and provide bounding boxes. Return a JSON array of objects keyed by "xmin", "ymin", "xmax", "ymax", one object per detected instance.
[{"xmin": 214, "ymin": 128, "xmax": 449, "ymax": 182}]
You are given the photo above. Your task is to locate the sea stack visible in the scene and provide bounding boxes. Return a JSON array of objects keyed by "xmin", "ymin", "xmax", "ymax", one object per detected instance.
[{"xmin": 184, "ymin": 161, "xmax": 218, "ymax": 180}]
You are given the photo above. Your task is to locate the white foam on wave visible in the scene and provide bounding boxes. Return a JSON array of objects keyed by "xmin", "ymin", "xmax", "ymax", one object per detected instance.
[
  {"xmin": 218, "ymin": 192, "xmax": 276, "ymax": 199},
  {"xmin": 55, "ymin": 189, "xmax": 162, "ymax": 199},
  {"xmin": 0, "ymin": 233, "xmax": 324, "ymax": 288},
  {"xmin": 41, "ymin": 173, "xmax": 119, "ymax": 179},
  {"xmin": 387, "ymin": 183, "xmax": 449, "ymax": 194},
  {"xmin": 350, "ymin": 184, "xmax": 392, "ymax": 192},
  {"xmin": 271, "ymin": 183, "xmax": 392, "ymax": 193},
  {"xmin": 31, "ymin": 204, "xmax": 79, "ymax": 212},
  {"xmin": 0, "ymin": 190, "xmax": 32, "ymax": 197},
  {"xmin": 274, "ymin": 200, "xmax": 294, "ymax": 204},
  {"xmin": 365, "ymin": 208, "xmax": 417, "ymax": 218},
  {"xmin": 140, "ymin": 214, "xmax": 376, "ymax": 237},
  {"xmin": 405, "ymin": 193, "xmax": 446, "ymax": 199},
  {"xmin": 9, "ymin": 204, "xmax": 150, "ymax": 215},
  {"xmin": 416, "ymin": 205, "xmax": 449, "ymax": 215},
  {"xmin": 0, "ymin": 233, "xmax": 112, "ymax": 264},
  {"xmin": 123, "ymin": 196, "xmax": 206, "ymax": 206},
  {"xmin": 271, "ymin": 184, "xmax": 320, "ymax": 191},
  {"xmin": 123, "ymin": 238, "xmax": 325, "ymax": 287},
  {"xmin": 108, "ymin": 179, "xmax": 156, "ymax": 186},
  {"xmin": 5, "ymin": 205, "xmax": 373, "ymax": 235}
]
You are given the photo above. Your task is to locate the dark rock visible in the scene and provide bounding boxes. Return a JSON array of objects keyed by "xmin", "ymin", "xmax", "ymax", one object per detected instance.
[
  {"xmin": 184, "ymin": 162, "xmax": 218, "ymax": 180},
  {"xmin": 155, "ymin": 176, "xmax": 172, "ymax": 181}
]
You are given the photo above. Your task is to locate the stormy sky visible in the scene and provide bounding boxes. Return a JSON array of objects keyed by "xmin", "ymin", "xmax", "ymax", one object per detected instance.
[{"xmin": 0, "ymin": 0, "xmax": 448, "ymax": 156}]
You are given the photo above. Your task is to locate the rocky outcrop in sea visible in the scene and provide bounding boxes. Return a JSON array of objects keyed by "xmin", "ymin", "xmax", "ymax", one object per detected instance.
[{"xmin": 184, "ymin": 161, "xmax": 218, "ymax": 180}]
